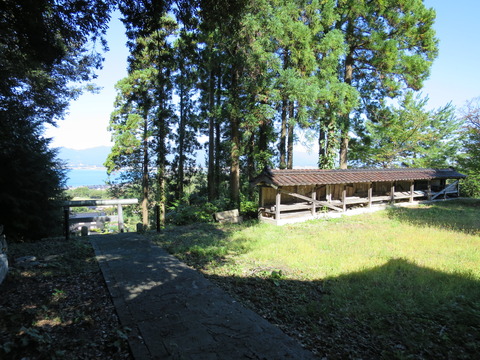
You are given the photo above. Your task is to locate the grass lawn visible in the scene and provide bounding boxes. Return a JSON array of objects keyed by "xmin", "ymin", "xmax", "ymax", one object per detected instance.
[{"xmin": 154, "ymin": 199, "xmax": 480, "ymax": 359}]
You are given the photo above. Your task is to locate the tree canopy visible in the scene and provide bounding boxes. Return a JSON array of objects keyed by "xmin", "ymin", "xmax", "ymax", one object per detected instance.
[
  {"xmin": 3, "ymin": 0, "xmax": 475, "ymax": 237},
  {"xmin": 0, "ymin": 0, "xmax": 114, "ymax": 239}
]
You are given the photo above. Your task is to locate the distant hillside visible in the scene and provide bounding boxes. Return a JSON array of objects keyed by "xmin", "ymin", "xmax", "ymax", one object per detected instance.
[
  {"xmin": 56, "ymin": 145, "xmax": 317, "ymax": 169},
  {"xmin": 58, "ymin": 146, "xmax": 111, "ymax": 168}
]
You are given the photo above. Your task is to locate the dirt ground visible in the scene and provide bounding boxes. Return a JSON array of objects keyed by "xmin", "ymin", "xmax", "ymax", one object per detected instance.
[{"xmin": 0, "ymin": 237, "xmax": 132, "ymax": 359}]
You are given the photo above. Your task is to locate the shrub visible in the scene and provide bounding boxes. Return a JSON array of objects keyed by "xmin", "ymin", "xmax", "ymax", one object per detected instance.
[
  {"xmin": 166, "ymin": 202, "xmax": 219, "ymax": 226},
  {"xmin": 460, "ymin": 173, "xmax": 480, "ymax": 198},
  {"xmin": 240, "ymin": 200, "xmax": 258, "ymax": 219}
]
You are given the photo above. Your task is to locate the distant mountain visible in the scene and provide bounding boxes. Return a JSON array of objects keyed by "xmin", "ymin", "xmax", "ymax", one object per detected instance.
[
  {"xmin": 56, "ymin": 145, "xmax": 317, "ymax": 169},
  {"xmin": 58, "ymin": 146, "xmax": 111, "ymax": 168}
]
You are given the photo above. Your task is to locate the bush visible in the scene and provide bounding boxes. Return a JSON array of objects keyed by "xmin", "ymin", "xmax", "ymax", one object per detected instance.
[
  {"xmin": 166, "ymin": 202, "xmax": 219, "ymax": 226},
  {"xmin": 460, "ymin": 173, "xmax": 480, "ymax": 198},
  {"xmin": 241, "ymin": 200, "xmax": 258, "ymax": 219}
]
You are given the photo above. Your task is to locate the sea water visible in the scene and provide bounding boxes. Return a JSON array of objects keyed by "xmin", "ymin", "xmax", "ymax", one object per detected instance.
[{"xmin": 66, "ymin": 168, "xmax": 112, "ymax": 187}]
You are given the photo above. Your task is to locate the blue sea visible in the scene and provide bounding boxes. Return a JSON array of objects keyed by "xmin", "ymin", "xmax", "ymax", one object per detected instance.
[{"xmin": 65, "ymin": 168, "xmax": 113, "ymax": 187}]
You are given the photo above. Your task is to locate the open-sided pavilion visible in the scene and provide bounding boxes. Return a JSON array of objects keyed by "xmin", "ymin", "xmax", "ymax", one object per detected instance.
[{"xmin": 251, "ymin": 167, "xmax": 466, "ymax": 225}]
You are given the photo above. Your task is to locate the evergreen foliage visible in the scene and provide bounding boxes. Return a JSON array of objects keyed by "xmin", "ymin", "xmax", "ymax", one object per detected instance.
[
  {"xmin": 350, "ymin": 92, "xmax": 461, "ymax": 168},
  {"xmin": 458, "ymin": 98, "xmax": 480, "ymax": 197},
  {"xmin": 4, "ymin": 0, "xmax": 473, "ymax": 236},
  {"xmin": 0, "ymin": 0, "xmax": 114, "ymax": 240},
  {"xmin": 108, "ymin": 0, "xmax": 473, "ymax": 219}
]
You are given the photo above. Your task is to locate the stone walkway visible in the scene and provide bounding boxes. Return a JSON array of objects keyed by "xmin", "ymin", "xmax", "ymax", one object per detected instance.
[{"xmin": 90, "ymin": 233, "xmax": 317, "ymax": 360}]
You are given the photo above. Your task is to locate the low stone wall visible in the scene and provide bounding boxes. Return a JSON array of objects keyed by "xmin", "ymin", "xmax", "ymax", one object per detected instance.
[{"xmin": 0, "ymin": 225, "xmax": 8, "ymax": 285}]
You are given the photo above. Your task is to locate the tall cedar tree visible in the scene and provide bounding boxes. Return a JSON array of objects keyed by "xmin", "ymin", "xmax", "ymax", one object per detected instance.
[
  {"xmin": 105, "ymin": 67, "xmax": 157, "ymax": 227},
  {"xmin": 172, "ymin": 30, "xmax": 200, "ymax": 201},
  {"xmin": 120, "ymin": 6, "xmax": 177, "ymax": 225}
]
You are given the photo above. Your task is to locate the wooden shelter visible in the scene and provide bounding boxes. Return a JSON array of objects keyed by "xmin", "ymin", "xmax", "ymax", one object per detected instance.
[{"xmin": 251, "ymin": 168, "xmax": 466, "ymax": 225}]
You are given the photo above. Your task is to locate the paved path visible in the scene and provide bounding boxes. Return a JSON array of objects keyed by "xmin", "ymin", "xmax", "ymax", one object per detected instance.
[{"xmin": 90, "ymin": 233, "xmax": 317, "ymax": 360}]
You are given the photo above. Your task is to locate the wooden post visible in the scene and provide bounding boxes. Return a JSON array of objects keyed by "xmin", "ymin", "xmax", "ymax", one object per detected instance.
[
  {"xmin": 427, "ymin": 181, "xmax": 432, "ymax": 200},
  {"xmin": 443, "ymin": 180, "xmax": 447, "ymax": 200},
  {"xmin": 326, "ymin": 184, "xmax": 332, "ymax": 203},
  {"xmin": 275, "ymin": 189, "xmax": 281, "ymax": 220},
  {"xmin": 117, "ymin": 204, "xmax": 124, "ymax": 233},
  {"xmin": 311, "ymin": 187, "xmax": 316, "ymax": 216},
  {"xmin": 64, "ymin": 207, "xmax": 70, "ymax": 240},
  {"xmin": 368, "ymin": 182, "xmax": 372, "ymax": 208},
  {"xmin": 155, "ymin": 205, "xmax": 160, "ymax": 232},
  {"xmin": 390, "ymin": 182, "xmax": 395, "ymax": 204},
  {"xmin": 410, "ymin": 181, "xmax": 414, "ymax": 202},
  {"xmin": 457, "ymin": 181, "xmax": 461, "ymax": 197},
  {"xmin": 342, "ymin": 184, "xmax": 347, "ymax": 212}
]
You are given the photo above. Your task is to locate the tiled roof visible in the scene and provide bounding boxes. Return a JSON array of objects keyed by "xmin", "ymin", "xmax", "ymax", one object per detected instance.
[{"xmin": 253, "ymin": 168, "xmax": 466, "ymax": 187}]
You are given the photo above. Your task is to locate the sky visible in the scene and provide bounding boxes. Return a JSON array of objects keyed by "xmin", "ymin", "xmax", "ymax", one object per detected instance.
[{"xmin": 45, "ymin": 1, "xmax": 480, "ymax": 152}]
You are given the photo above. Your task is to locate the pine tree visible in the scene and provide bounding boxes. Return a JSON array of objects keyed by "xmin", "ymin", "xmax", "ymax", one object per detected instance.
[
  {"xmin": 350, "ymin": 92, "xmax": 461, "ymax": 168},
  {"xmin": 323, "ymin": 0, "xmax": 439, "ymax": 168}
]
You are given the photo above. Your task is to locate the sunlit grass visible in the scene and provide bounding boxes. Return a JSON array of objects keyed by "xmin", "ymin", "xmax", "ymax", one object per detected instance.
[
  {"xmin": 155, "ymin": 199, "xmax": 480, "ymax": 358},
  {"xmin": 172, "ymin": 211, "xmax": 478, "ymax": 281}
]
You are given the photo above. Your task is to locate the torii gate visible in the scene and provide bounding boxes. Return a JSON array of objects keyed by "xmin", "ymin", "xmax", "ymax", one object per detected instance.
[{"xmin": 61, "ymin": 199, "xmax": 138, "ymax": 240}]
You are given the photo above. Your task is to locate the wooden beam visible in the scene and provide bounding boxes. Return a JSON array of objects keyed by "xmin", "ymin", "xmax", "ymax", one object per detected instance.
[
  {"xmin": 427, "ymin": 181, "xmax": 432, "ymax": 200},
  {"xmin": 326, "ymin": 184, "xmax": 332, "ymax": 203},
  {"xmin": 342, "ymin": 184, "xmax": 347, "ymax": 212},
  {"xmin": 117, "ymin": 204, "xmax": 124, "ymax": 233},
  {"xmin": 278, "ymin": 188, "xmax": 343, "ymax": 212},
  {"xmin": 390, "ymin": 182, "xmax": 395, "ymax": 204},
  {"xmin": 275, "ymin": 189, "xmax": 281, "ymax": 220},
  {"xmin": 368, "ymin": 182, "xmax": 372, "ymax": 208},
  {"xmin": 430, "ymin": 181, "xmax": 459, "ymax": 200},
  {"xmin": 311, "ymin": 188, "xmax": 316, "ymax": 216},
  {"xmin": 410, "ymin": 181, "xmax": 414, "ymax": 202},
  {"xmin": 61, "ymin": 199, "xmax": 139, "ymax": 207}
]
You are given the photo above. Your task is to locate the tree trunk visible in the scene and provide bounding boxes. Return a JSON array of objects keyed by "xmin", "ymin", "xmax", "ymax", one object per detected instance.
[
  {"xmin": 319, "ymin": 126, "xmax": 326, "ymax": 160},
  {"xmin": 157, "ymin": 103, "xmax": 167, "ymax": 227},
  {"xmin": 177, "ymin": 82, "xmax": 185, "ymax": 200},
  {"xmin": 207, "ymin": 69, "xmax": 215, "ymax": 202},
  {"xmin": 229, "ymin": 66, "xmax": 240, "ymax": 209},
  {"xmin": 318, "ymin": 125, "xmax": 326, "ymax": 168},
  {"xmin": 141, "ymin": 116, "xmax": 149, "ymax": 228},
  {"xmin": 339, "ymin": 22, "xmax": 355, "ymax": 169},
  {"xmin": 279, "ymin": 97, "xmax": 287, "ymax": 169},
  {"xmin": 339, "ymin": 136, "xmax": 349, "ymax": 169},
  {"xmin": 247, "ymin": 131, "xmax": 255, "ymax": 200},
  {"xmin": 287, "ymin": 101, "xmax": 294, "ymax": 169},
  {"xmin": 214, "ymin": 72, "xmax": 222, "ymax": 198},
  {"xmin": 258, "ymin": 117, "xmax": 269, "ymax": 169}
]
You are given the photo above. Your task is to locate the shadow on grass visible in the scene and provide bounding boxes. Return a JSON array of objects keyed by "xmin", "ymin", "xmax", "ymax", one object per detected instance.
[
  {"xmin": 387, "ymin": 198, "xmax": 480, "ymax": 234},
  {"xmin": 205, "ymin": 258, "xmax": 480, "ymax": 359},
  {"xmin": 76, "ymin": 232, "xmax": 480, "ymax": 359}
]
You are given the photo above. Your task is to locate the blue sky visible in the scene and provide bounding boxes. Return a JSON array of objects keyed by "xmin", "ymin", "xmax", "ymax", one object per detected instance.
[{"xmin": 45, "ymin": 1, "xmax": 480, "ymax": 152}]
